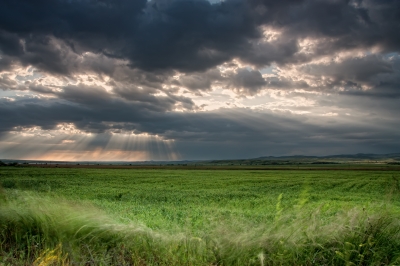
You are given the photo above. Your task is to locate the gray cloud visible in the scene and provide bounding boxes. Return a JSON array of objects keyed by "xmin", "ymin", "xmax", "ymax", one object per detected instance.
[
  {"xmin": 264, "ymin": 77, "xmax": 309, "ymax": 90},
  {"xmin": 0, "ymin": 74, "xmax": 19, "ymax": 90},
  {"xmin": 1, "ymin": 0, "xmax": 400, "ymax": 159},
  {"xmin": 178, "ymin": 68, "xmax": 224, "ymax": 91},
  {"xmin": 1, "ymin": 94, "xmax": 399, "ymax": 159},
  {"xmin": 296, "ymin": 54, "xmax": 400, "ymax": 97},
  {"xmin": 1, "ymin": 0, "xmax": 399, "ymax": 74},
  {"xmin": 301, "ymin": 55, "xmax": 393, "ymax": 83},
  {"xmin": 229, "ymin": 68, "xmax": 266, "ymax": 95}
]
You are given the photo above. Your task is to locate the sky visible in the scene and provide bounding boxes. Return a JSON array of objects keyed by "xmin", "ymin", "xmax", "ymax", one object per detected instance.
[{"xmin": 0, "ymin": 0, "xmax": 399, "ymax": 161}]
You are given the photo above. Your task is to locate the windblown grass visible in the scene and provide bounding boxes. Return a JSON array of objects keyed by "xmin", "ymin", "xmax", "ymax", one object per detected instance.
[{"xmin": 1, "ymin": 188, "xmax": 399, "ymax": 265}]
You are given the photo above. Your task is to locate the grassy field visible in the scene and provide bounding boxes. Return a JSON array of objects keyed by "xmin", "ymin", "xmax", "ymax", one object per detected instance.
[{"xmin": 1, "ymin": 167, "xmax": 400, "ymax": 265}]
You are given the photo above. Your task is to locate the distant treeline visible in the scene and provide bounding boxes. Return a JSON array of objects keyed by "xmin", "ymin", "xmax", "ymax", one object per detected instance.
[
  {"xmin": 208, "ymin": 160, "xmax": 342, "ymax": 165},
  {"xmin": 0, "ymin": 161, "xmax": 29, "ymax": 167},
  {"xmin": 311, "ymin": 162, "xmax": 340, "ymax": 164},
  {"xmin": 0, "ymin": 161, "xmax": 17, "ymax": 166}
]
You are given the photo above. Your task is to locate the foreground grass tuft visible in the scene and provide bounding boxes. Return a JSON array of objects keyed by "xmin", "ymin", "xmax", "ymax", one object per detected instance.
[{"xmin": 1, "ymin": 189, "xmax": 399, "ymax": 265}]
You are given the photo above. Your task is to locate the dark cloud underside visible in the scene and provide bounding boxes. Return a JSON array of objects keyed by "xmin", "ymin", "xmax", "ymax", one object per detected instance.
[
  {"xmin": 0, "ymin": 0, "xmax": 398, "ymax": 73},
  {"xmin": 1, "ymin": 0, "xmax": 400, "ymax": 159}
]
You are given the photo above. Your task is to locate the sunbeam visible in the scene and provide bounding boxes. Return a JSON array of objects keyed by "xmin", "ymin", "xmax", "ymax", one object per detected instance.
[{"xmin": 0, "ymin": 124, "xmax": 179, "ymax": 161}]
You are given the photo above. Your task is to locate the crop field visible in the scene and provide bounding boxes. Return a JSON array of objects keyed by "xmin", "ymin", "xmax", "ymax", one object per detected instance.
[{"xmin": 1, "ymin": 167, "xmax": 400, "ymax": 265}]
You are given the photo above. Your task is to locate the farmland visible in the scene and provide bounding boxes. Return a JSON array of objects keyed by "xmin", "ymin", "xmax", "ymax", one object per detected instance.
[{"xmin": 1, "ymin": 166, "xmax": 400, "ymax": 265}]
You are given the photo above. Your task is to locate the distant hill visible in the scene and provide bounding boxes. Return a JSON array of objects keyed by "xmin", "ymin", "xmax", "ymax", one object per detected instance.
[
  {"xmin": 256, "ymin": 153, "xmax": 400, "ymax": 160},
  {"xmin": 205, "ymin": 153, "xmax": 400, "ymax": 166},
  {"xmin": 1, "ymin": 153, "xmax": 400, "ymax": 166}
]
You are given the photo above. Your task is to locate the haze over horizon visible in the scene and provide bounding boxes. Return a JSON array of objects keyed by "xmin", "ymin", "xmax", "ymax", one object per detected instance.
[{"xmin": 1, "ymin": 0, "xmax": 400, "ymax": 161}]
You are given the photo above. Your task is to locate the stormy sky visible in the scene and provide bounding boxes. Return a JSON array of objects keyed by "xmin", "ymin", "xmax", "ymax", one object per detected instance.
[{"xmin": 0, "ymin": 0, "xmax": 399, "ymax": 161}]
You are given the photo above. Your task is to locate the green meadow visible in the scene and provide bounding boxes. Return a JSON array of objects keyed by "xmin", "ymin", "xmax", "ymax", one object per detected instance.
[{"xmin": 1, "ymin": 167, "xmax": 400, "ymax": 265}]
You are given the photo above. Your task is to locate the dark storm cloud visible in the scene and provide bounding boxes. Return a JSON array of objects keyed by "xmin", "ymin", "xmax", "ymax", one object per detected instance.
[
  {"xmin": 0, "ymin": 79, "xmax": 201, "ymax": 135},
  {"xmin": 1, "ymin": 0, "xmax": 399, "ymax": 75},
  {"xmin": 1, "ymin": 0, "xmax": 400, "ymax": 158},
  {"xmin": 0, "ymin": 95, "xmax": 216, "ymax": 134},
  {"xmin": 0, "ymin": 0, "xmax": 147, "ymax": 44},
  {"xmin": 0, "ymin": 30, "xmax": 24, "ymax": 56},
  {"xmin": 54, "ymin": 83, "xmax": 195, "ymax": 112},
  {"xmin": 1, "ymin": 95, "xmax": 400, "ymax": 158},
  {"xmin": 0, "ymin": 0, "xmax": 146, "ymax": 75},
  {"xmin": 0, "ymin": 97, "xmax": 86, "ymax": 132},
  {"xmin": 239, "ymin": 37, "xmax": 301, "ymax": 67},
  {"xmin": 129, "ymin": 0, "xmax": 260, "ymax": 71},
  {"xmin": 251, "ymin": 0, "xmax": 400, "ymax": 53}
]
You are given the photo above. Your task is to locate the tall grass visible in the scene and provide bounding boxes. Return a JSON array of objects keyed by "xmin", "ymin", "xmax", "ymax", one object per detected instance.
[{"xmin": 1, "ymin": 188, "xmax": 399, "ymax": 265}]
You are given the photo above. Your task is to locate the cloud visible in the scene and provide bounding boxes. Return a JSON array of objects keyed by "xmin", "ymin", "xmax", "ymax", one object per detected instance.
[
  {"xmin": 1, "ymin": 0, "xmax": 400, "ymax": 159},
  {"xmin": 1, "ymin": 97, "xmax": 399, "ymax": 159},
  {"xmin": 1, "ymin": 0, "xmax": 400, "ymax": 75},
  {"xmin": 229, "ymin": 68, "xmax": 266, "ymax": 95},
  {"xmin": 293, "ymin": 53, "xmax": 400, "ymax": 97},
  {"xmin": 177, "ymin": 68, "xmax": 224, "ymax": 91}
]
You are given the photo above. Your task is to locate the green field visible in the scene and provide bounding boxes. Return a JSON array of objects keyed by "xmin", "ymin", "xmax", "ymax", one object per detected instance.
[{"xmin": 1, "ymin": 167, "xmax": 400, "ymax": 265}]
